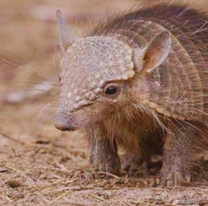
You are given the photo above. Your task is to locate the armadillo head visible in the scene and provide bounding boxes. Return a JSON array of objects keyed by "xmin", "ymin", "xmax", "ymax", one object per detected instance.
[{"xmin": 55, "ymin": 10, "xmax": 172, "ymax": 131}]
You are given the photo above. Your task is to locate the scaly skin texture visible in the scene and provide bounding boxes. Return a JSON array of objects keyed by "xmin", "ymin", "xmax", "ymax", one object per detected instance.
[
  {"xmin": 54, "ymin": 4, "xmax": 208, "ymax": 187},
  {"xmin": 161, "ymin": 122, "xmax": 192, "ymax": 187}
]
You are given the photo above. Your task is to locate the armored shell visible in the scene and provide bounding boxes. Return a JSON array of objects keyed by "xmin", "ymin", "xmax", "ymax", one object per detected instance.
[
  {"xmin": 59, "ymin": 36, "xmax": 134, "ymax": 112},
  {"xmin": 92, "ymin": 4, "xmax": 208, "ymax": 122}
]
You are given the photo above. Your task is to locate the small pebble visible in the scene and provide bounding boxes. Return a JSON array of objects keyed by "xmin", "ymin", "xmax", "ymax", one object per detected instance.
[
  {"xmin": 5, "ymin": 180, "xmax": 21, "ymax": 188},
  {"xmin": 0, "ymin": 167, "xmax": 7, "ymax": 172},
  {"xmin": 173, "ymin": 199, "xmax": 195, "ymax": 205}
]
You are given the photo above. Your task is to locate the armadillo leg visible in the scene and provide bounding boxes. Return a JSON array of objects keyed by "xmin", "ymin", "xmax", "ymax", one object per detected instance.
[
  {"xmin": 88, "ymin": 126, "xmax": 121, "ymax": 175},
  {"xmin": 160, "ymin": 121, "xmax": 192, "ymax": 187}
]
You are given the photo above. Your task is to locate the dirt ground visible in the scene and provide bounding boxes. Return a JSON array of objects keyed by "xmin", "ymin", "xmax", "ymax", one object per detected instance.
[{"xmin": 1, "ymin": 0, "xmax": 208, "ymax": 205}]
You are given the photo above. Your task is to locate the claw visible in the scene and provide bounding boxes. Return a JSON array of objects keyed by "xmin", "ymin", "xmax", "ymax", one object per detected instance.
[{"xmin": 160, "ymin": 169, "xmax": 191, "ymax": 187}]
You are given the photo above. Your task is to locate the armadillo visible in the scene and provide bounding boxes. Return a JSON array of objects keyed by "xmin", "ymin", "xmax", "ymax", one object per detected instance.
[{"xmin": 54, "ymin": 3, "xmax": 208, "ymax": 186}]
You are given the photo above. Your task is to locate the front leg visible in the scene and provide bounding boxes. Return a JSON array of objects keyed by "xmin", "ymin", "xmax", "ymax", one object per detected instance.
[
  {"xmin": 87, "ymin": 124, "xmax": 121, "ymax": 175},
  {"xmin": 161, "ymin": 121, "xmax": 192, "ymax": 187}
]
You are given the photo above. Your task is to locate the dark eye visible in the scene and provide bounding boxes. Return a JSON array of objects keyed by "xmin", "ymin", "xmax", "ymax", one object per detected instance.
[
  {"xmin": 105, "ymin": 86, "xmax": 117, "ymax": 95},
  {"xmin": 59, "ymin": 76, "xmax": 61, "ymax": 82}
]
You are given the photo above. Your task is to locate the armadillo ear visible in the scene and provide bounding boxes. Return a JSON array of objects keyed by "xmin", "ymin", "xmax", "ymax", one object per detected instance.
[
  {"xmin": 142, "ymin": 31, "xmax": 171, "ymax": 73},
  {"xmin": 56, "ymin": 10, "xmax": 76, "ymax": 52}
]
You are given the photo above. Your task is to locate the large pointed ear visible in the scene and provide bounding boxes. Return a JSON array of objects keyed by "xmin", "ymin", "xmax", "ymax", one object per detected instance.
[
  {"xmin": 134, "ymin": 31, "xmax": 171, "ymax": 73},
  {"xmin": 56, "ymin": 10, "xmax": 76, "ymax": 52}
]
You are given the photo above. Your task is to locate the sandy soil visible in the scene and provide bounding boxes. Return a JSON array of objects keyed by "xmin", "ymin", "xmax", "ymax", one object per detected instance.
[{"xmin": 1, "ymin": 0, "xmax": 208, "ymax": 205}]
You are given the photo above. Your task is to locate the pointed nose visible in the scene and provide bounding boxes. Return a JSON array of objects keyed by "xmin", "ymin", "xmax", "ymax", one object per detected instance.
[{"xmin": 54, "ymin": 113, "xmax": 75, "ymax": 131}]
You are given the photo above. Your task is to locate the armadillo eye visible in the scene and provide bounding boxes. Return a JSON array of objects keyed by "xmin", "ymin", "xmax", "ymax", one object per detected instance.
[{"xmin": 105, "ymin": 86, "xmax": 117, "ymax": 95}]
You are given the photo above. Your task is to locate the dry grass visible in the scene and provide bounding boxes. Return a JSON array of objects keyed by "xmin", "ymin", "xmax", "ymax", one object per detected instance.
[{"xmin": 1, "ymin": 0, "xmax": 208, "ymax": 205}]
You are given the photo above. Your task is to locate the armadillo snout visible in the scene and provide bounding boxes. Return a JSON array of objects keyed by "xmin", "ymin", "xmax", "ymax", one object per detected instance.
[{"xmin": 54, "ymin": 113, "xmax": 76, "ymax": 131}]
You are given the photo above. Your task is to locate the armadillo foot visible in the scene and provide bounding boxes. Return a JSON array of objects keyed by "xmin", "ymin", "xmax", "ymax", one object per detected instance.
[
  {"xmin": 91, "ymin": 156, "xmax": 121, "ymax": 175},
  {"xmin": 161, "ymin": 121, "xmax": 193, "ymax": 187},
  {"xmin": 160, "ymin": 165, "xmax": 191, "ymax": 187},
  {"xmin": 89, "ymin": 137, "xmax": 121, "ymax": 175}
]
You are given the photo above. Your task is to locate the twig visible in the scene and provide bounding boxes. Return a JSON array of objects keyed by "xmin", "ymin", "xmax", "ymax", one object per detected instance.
[
  {"xmin": 97, "ymin": 171, "xmax": 120, "ymax": 179},
  {"xmin": 124, "ymin": 202, "xmax": 132, "ymax": 206},
  {"xmin": 39, "ymin": 194, "xmax": 52, "ymax": 204},
  {"xmin": 1, "ymin": 58, "xmax": 20, "ymax": 66},
  {"xmin": 5, "ymin": 195, "xmax": 13, "ymax": 203},
  {"xmin": 197, "ymin": 191, "xmax": 208, "ymax": 198},
  {"xmin": 47, "ymin": 190, "xmax": 69, "ymax": 205},
  {"xmin": 88, "ymin": 194, "xmax": 105, "ymax": 202},
  {"xmin": 174, "ymin": 186, "xmax": 208, "ymax": 192},
  {"xmin": 0, "ymin": 130, "xmax": 24, "ymax": 145},
  {"xmin": 35, "ymin": 166, "xmax": 72, "ymax": 174},
  {"xmin": 65, "ymin": 177, "xmax": 79, "ymax": 184},
  {"xmin": 5, "ymin": 165, "xmax": 36, "ymax": 182}
]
